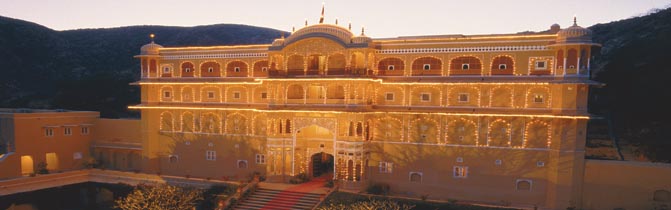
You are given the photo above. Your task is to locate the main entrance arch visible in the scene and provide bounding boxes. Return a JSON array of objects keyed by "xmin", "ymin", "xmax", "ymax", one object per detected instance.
[
  {"xmin": 294, "ymin": 124, "xmax": 334, "ymax": 177},
  {"xmin": 311, "ymin": 152, "xmax": 334, "ymax": 177}
]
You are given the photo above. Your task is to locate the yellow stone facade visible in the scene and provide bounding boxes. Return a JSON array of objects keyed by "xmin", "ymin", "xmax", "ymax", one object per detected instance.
[{"xmin": 131, "ymin": 19, "xmax": 599, "ymax": 209}]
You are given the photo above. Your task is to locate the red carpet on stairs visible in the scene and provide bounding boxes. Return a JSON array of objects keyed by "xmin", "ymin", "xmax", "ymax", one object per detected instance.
[{"xmin": 259, "ymin": 176, "xmax": 328, "ymax": 209}]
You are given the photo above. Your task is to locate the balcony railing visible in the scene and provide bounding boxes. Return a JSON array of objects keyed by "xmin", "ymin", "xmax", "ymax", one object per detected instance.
[{"xmin": 267, "ymin": 69, "xmax": 373, "ymax": 78}]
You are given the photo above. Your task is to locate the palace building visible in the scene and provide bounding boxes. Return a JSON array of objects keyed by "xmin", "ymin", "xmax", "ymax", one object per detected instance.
[
  {"xmin": 128, "ymin": 13, "xmax": 601, "ymax": 209},
  {"xmin": 3, "ymin": 11, "xmax": 671, "ymax": 210}
]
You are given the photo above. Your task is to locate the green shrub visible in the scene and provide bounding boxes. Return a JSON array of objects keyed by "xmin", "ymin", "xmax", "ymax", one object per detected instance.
[
  {"xmin": 289, "ymin": 172, "xmax": 310, "ymax": 184},
  {"xmin": 325, "ymin": 179, "xmax": 335, "ymax": 187},
  {"xmin": 36, "ymin": 162, "xmax": 49, "ymax": 174},
  {"xmin": 365, "ymin": 182, "xmax": 390, "ymax": 195}
]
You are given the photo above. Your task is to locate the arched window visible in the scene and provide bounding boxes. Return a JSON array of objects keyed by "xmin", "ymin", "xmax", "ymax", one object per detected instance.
[
  {"xmin": 488, "ymin": 120, "xmax": 510, "ymax": 147},
  {"xmin": 160, "ymin": 112, "xmax": 173, "ymax": 132},
  {"xmin": 567, "ymin": 49, "xmax": 578, "ymax": 70},
  {"xmin": 491, "ymin": 56, "xmax": 514, "ymax": 75},
  {"xmin": 285, "ymin": 119, "xmax": 292, "ymax": 134},
  {"xmin": 278, "ymin": 119, "xmax": 284, "ymax": 134},
  {"xmin": 446, "ymin": 118, "xmax": 478, "ymax": 145},
  {"xmin": 149, "ymin": 59, "xmax": 157, "ymax": 77},
  {"xmin": 201, "ymin": 62, "xmax": 221, "ymax": 77},
  {"xmin": 253, "ymin": 60, "xmax": 269, "ymax": 77},
  {"xmin": 377, "ymin": 58, "xmax": 405, "ymax": 76},
  {"xmin": 237, "ymin": 160, "xmax": 248, "ymax": 168},
  {"xmin": 227, "ymin": 61, "xmax": 248, "ymax": 77},
  {"xmin": 181, "ymin": 62, "xmax": 195, "ymax": 77},
  {"xmin": 327, "ymin": 54, "xmax": 346, "ymax": 75},
  {"xmin": 516, "ymin": 179, "xmax": 532, "ymax": 191},
  {"xmin": 356, "ymin": 122, "xmax": 363, "ymax": 136},
  {"xmin": 181, "ymin": 112, "xmax": 194, "ymax": 132},
  {"xmin": 286, "ymin": 85, "xmax": 304, "ymax": 100},
  {"xmin": 409, "ymin": 172, "xmax": 422, "ymax": 182},
  {"xmin": 490, "ymin": 87, "xmax": 513, "ymax": 107},
  {"xmin": 287, "ymin": 55, "xmax": 304, "ymax": 75},
  {"xmin": 450, "ymin": 56, "xmax": 482, "ymax": 75},
  {"xmin": 524, "ymin": 121, "xmax": 551, "ymax": 148},
  {"xmin": 411, "ymin": 57, "xmax": 441, "ymax": 76},
  {"xmin": 169, "ymin": 155, "xmax": 178, "ymax": 163},
  {"xmin": 141, "ymin": 59, "xmax": 148, "ymax": 78}
]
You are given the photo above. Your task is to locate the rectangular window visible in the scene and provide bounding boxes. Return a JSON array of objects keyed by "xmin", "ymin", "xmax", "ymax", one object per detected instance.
[
  {"xmin": 536, "ymin": 161, "xmax": 545, "ymax": 167},
  {"xmin": 45, "ymin": 128, "xmax": 54, "ymax": 137},
  {"xmin": 163, "ymin": 67, "xmax": 171, "ymax": 73},
  {"xmin": 207, "ymin": 91, "xmax": 215, "ymax": 99},
  {"xmin": 64, "ymin": 127, "xmax": 72, "ymax": 136},
  {"xmin": 206, "ymin": 150, "xmax": 216, "ymax": 161},
  {"xmin": 81, "ymin": 127, "xmax": 90, "ymax": 135},
  {"xmin": 458, "ymin": 93, "xmax": 469, "ymax": 103},
  {"xmin": 420, "ymin": 93, "xmax": 430, "ymax": 102},
  {"xmin": 261, "ymin": 92, "xmax": 268, "ymax": 99},
  {"xmin": 233, "ymin": 92, "xmax": 241, "ymax": 99},
  {"xmin": 535, "ymin": 61, "xmax": 547, "ymax": 70},
  {"xmin": 385, "ymin": 93, "xmax": 394, "ymax": 101},
  {"xmin": 533, "ymin": 94, "xmax": 544, "ymax": 103},
  {"xmin": 379, "ymin": 162, "xmax": 393, "ymax": 173},
  {"xmin": 453, "ymin": 166, "xmax": 468, "ymax": 178},
  {"xmin": 255, "ymin": 154, "xmax": 266, "ymax": 164},
  {"xmin": 163, "ymin": 91, "xmax": 171, "ymax": 98},
  {"xmin": 423, "ymin": 64, "xmax": 431, "ymax": 70}
]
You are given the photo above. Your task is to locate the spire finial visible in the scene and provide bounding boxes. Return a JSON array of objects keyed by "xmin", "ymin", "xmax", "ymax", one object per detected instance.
[
  {"xmin": 335, "ymin": 17, "xmax": 338, "ymax": 25},
  {"xmin": 305, "ymin": 19, "xmax": 308, "ymax": 26},
  {"xmin": 292, "ymin": 26, "xmax": 295, "ymax": 33},
  {"xmin": 348, "ymin": 21, "xmax": 352, "ymax": 30},
  {"xmin": 319, "ymin": 2, "xmax": 325, "ymax": 24},
  {"xmin": 573, "ymin": 15, "xmax": 577, "ymax": 26},
  {"xmin": 361, "ymin": 26, "xmax": 365, "ymax": 35},
  {"xmin": 149, "ymin": 33, "xmax": 155, "ymax": 43}
]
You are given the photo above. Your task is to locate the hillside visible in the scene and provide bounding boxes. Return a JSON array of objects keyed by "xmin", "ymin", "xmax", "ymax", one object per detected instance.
[
  {"xmin": 0, "ymin": 16, "xmax": 285, "ymax": 118},
  {"xmin": 588, "ymin": 7, "xmax": 671, "ymax": 162}
]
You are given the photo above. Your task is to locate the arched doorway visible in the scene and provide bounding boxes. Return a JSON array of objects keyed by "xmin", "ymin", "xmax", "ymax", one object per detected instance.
[
  {"xmin": 21, "ymin": 155, "xmax": 34, "ymax": 175},
  {"xmin": 311, "ymin": 152, "xmax": 334, "ymax": 177}
]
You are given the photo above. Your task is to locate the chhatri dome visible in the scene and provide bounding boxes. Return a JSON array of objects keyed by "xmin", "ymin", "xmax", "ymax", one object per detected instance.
[
  {"xmin": 556, "ymin": 17, "xmax": 593, "ymax": 44},
  {"xmin": 271, "ymin": 3, "xmax": 371, "ymax": 48},
  {"xmin": 140, "ymin": 34, "xmax": 163, "ymax": 55}
]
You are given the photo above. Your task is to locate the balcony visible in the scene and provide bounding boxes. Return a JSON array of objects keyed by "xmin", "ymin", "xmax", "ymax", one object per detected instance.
[{"xmin": 267, "ymin": 69, "xmax": 373, "ymax": 78}]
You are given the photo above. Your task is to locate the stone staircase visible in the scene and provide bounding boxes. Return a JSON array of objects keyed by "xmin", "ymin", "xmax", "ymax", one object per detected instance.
[{"xmin": 234, "ymin": 188, "xmax": 324, "ymax": 210}]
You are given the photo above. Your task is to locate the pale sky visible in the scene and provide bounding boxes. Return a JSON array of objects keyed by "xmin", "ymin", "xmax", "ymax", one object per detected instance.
[{"xmin": 1, "ymin": 0, "xmax": 669, "ymax": 38}]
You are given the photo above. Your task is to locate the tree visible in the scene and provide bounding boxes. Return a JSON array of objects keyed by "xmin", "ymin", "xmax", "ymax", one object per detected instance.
[{"xmin": 115, "ymin": 184, "xmax": 203, "ymax": 210}]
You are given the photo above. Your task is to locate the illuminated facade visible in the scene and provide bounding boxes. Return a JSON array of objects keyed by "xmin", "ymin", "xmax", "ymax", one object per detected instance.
[{"xmin": 131, "ymin": 16, "xmax": 600, "ymax": 209}]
